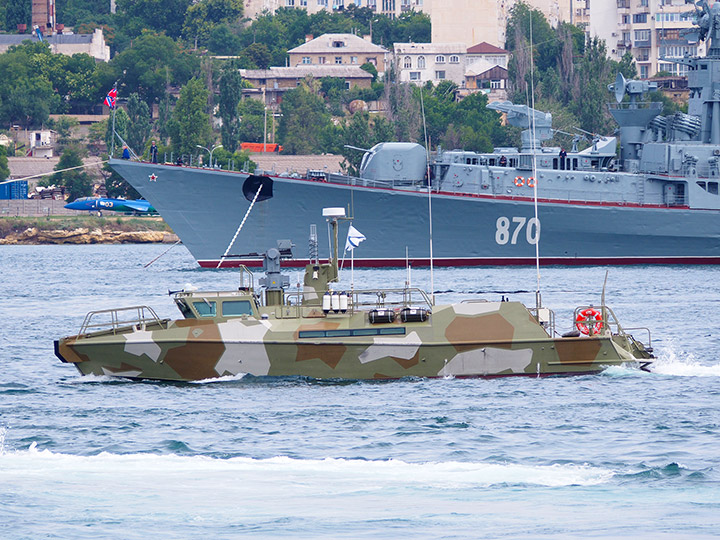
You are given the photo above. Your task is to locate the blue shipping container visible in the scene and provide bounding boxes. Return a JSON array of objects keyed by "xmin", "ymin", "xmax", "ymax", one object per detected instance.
[{"xmin": 0, "ymin": 180, "xmax": 29, "ymax": 199}]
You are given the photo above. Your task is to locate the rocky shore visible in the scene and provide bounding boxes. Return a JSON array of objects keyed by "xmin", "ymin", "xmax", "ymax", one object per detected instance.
[
  {"xmin": 0, "ymin": 216, "xmax": 178, "ymax": 245},
  {"xmin": 0, "ymin": 227, "xmax": 179, "ymax": 245}
]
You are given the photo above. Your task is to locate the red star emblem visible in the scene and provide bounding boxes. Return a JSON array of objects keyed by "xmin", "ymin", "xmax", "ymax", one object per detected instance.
[{"xmin": 149, "ymin": 173, "xmax": 157, "ymax": 182}]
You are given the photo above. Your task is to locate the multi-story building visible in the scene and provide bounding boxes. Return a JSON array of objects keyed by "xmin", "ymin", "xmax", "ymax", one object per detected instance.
[
  {"xmin": 430, "ymin": 0, "xmax": 576, "ymax": 49},
  {"xmin": 288, "ymin": 33, "xmax": 390, "ymax": 73},
  {"xmin": 589, "ymin": 0, "xmax": 704, "ymax": 79},
  {"xmin": 393, "ymin": 42, "xmax": 466, "ymax": 86},
  {"xmin": 243, "ymin": 0, "xmax": 426, "ymax": 19}
]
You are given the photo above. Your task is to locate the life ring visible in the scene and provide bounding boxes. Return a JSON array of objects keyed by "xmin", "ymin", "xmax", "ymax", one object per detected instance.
[
  {"xmin": 575, "ymin": 308, "xmax": 603, "ymax": 335},
  {"xmin": 514, "ymin": 176, "xmax": 524, "ymax": 187},
  {"xmin": 526, "ymin": 177, "xmax": 536, "ymax": 188}
]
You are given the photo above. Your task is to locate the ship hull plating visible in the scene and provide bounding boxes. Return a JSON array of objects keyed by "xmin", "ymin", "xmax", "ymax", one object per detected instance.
[{"xmin": 111, "ymin": 160, "xmax": 720, "ymax": 267}]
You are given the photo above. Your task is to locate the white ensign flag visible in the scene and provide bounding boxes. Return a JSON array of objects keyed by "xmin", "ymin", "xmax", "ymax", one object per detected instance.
[{"xmin": 345, "ymin": 225, "xmax": 366, "ymax": 251}]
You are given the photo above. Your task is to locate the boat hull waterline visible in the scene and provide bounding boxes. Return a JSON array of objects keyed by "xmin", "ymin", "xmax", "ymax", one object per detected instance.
[{"xmin": 55, "ymin": 301, "xmax": 650, "ymax": 382}]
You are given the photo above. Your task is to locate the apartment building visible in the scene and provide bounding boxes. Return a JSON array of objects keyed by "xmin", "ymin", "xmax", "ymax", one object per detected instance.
[
  {"xmin": 393, "ymin": 42, "xmax": 466, "ymax": 85},
  {"xmin": 243, "ymin": 0, "xmax": 426, "ymax": 19},
  {"xmin": 431, "ymin": 0, "xmax": 578, "ymax": 49},
  {"xmin": 288, "ymin": 33, "xmax": 389, "ymax": 73},
  {"xmin": 589, "ymin": 0, "xmax": 705, "ymax": 79}
]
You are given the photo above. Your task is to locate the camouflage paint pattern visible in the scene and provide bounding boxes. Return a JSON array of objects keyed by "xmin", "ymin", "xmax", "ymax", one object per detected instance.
[{"xmin": 55, "ymin": 295, "xmax": 652, "ymax": 382}]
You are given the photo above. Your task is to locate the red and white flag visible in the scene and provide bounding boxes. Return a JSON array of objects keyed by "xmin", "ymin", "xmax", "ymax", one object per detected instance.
[{"xmin": 104, "ymin": 87, "xmax": 117, "ymax": 109}]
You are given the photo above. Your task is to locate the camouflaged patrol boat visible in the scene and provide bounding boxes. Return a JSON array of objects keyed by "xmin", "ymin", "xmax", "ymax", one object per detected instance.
[{"xmin": 54, "ymin": 209, "xmax": 654, "ymax": 381}]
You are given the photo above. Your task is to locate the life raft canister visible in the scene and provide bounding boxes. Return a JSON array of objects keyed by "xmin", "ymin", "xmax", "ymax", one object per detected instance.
[
  {"xmin": 575, "ymin": 308, "xmax": 603, "ymax": 335},
  {"xmin": 514, "ymin": 176, "xmax": 524, "ymax": 187}
]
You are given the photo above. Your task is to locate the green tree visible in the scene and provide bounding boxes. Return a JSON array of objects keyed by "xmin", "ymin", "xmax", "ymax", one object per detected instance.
[
  {"xmin": 571, "ymin": 37, "xmax": 614, "ymax": 135},
  {"xmin": 384, "ymin": 81, "xmax": 421, "ymax": 143},
  {"xmin": 277, "ymin": 85, "xmax": 331, "ymax": 154},
  {"xmin": 105, "ymin": 107, "xmax": 130, "ymax": 157},
  {"xmin": 208, "ymin": 24, "xmax": 243, "ymax": 56},
  {"xmin": 0, "ymin": 146, "xmax": 9, "ymax": 181},
  {"xmin": 167, "ymin": 77, "xmax": 212, "ymax": 158},
  {"xmin": 237, "ymin": 99, "xmax": 266, "ymax": 144},
  {"xmin": 218, "ymin": 63, "xmax": 243, "ymax": 152},
  {"xmin": 50, "ymin": 146, "xmax": 93, "ymax": 202},
  {"xmin": 3, "ymin": 0, "xmax": 31, "ymax": 32},
  {"xmin": 0, "ymin": 41, "xmax": 59, "ymax": 127},
  {"xmin": 126, "ymin": 93, "xmax": 152, "ymax": 155},
  {"xmin": 115, "ymin": 0, "xmax": 191, "ymax": 43},
  {"xmin": 51, "ymin": 116, "xmax": 80, "ymax": 151},
  {"xmin": 111, "ymin": 31, "xmax": 200, "ymax": 104},
  {"xmin": 55, "ymin": 0, "xmax": 112, "ymax": 27},
  {"xmin": 183, "ymin": 0, "xmax": 243, "ymax": 46}
]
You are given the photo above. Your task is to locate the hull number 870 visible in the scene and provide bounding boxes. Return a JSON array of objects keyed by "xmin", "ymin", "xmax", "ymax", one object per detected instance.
[{"xmin": 495, "ymin": 216, "xmax": 540, "ymax": 245}]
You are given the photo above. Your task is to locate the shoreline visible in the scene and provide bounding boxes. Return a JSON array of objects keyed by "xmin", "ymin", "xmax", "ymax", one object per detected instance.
[{"xmin": 0, "ymin": 215, "xmax": 179, "ymax": 245}]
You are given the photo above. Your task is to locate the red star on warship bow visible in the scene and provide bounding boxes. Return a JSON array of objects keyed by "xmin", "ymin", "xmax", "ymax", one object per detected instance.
[{"xmin": 149, "ymin": 173, "xmax": 157, "ymax": 182}]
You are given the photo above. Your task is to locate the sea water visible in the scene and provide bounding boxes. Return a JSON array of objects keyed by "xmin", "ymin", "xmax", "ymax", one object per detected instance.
[{"xmin": 1, "ymin": 244, "xmax": 719, "ymax": 539}]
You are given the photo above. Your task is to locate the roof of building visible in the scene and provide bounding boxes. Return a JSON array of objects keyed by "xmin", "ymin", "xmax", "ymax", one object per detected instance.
[
  {"xmin": 466, "ymin": 61, "xmax": 508, "ymax": 77},
  {"xmin": 467, "ymin": 42, "xmax": 508, "ymax": 55},
  {"xmin": 289, "ymin": 33, "xmax": 388, "ymax": 55},
  {"xmin": 240, "ymin": 65, "xmax": 374, "ymax": 79},
  {"xmin": 0, "ymin": 33, "xmax": 96, "ymax": 46},
  {"xmin": 394, "ymin": 42, "xmax": 467, "ymax": 55}
]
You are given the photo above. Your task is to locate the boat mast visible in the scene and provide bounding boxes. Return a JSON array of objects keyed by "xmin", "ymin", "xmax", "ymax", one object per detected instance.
[
  {"xmin": 420, "ymin": 87, "xmax": 435, "ymax": 305},
  {"xmin": 529, "ymin": 11, "xmax": 541, "ymax": 310}
]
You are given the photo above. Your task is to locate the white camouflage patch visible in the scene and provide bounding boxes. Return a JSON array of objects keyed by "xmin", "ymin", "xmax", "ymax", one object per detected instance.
[{"xmin": 358, "ymin": 331, "xmax": 422, "ymax": 364}]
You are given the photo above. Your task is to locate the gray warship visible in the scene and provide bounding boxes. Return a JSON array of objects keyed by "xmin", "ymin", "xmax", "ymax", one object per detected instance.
[{"xmin": 108, "ymin": 0, "xmax": 720, "ymax": 267}]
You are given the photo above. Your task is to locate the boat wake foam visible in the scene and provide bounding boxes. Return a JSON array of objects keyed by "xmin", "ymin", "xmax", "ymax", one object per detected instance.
[
  {"xmin": 650, "ymin": 340, "xmax": 720, "ymax": 377},
  {"xmin": 0, "ymin": 446, "xmax": 612, "ymax": 488}
]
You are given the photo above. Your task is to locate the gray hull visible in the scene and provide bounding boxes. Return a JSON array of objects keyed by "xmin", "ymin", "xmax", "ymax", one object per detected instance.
[{"xmin": 110, "ymin": 159, "xmax": 720, "ymax": 267}]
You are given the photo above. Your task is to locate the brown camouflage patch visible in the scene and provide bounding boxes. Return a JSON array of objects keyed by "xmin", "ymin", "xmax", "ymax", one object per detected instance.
[
  {"xmin": 554, "ymin": 338, "xmax": 603, "ymax": 364},
  {"xmin": 162, "ymin": 325, "xmax": 225, "ymax": 380},
  {"xmin": 57, "ymin": 340, "xmax": 90, "ymax": 363},
  {"xmin": 373, "ymin": 373, "xmax": 393, "ymax": 379},
  {"xmin": 174, "ymin": 319, "xmax": 218, "ymax": 328},
  {"xmin": 296, "ymin": 344, "xmax": 346, "ymax": 369},
  {"xmin": 445, "ymin": 314, "xmax": 515, "ymax": 352},
  {"xmin": 392, "ymin": 350, "xmax": 420, "ymax": 369}
]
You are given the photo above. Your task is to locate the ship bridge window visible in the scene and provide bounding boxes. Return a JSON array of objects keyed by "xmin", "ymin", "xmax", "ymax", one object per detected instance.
[
  {"xmin": 697, "ymin": 181, "xmax": 707, "ymax": 191},
  {"xmin": 710, "ymin": 181, "xmax": 719, "ymax": 195},
  {"xmin": 465, "ymin": 157, "xmax": 478, "ymax": 165},
  {"xmin": 193, "ymin": 300, "xmax": 216, "ymax": 317},
  {"xmin": 222, "ymin": 300, "xmax": 254, "ymax": 316}
]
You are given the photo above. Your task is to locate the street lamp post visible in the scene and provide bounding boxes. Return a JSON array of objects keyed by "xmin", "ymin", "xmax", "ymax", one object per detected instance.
[{"xmin": 196, "ymin": 144, "xmax": 223, "ymax": 168}]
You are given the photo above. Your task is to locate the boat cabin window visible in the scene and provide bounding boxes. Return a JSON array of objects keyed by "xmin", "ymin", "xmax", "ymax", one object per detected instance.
[
  {"xmin": 709, "ymin": 182, "xmax": 719, "ymax": 195},
  {"xmin": 573, "ymin": 158, "xmax": 578, "ymax": 170},
  {"xmin": 193, "ymin": 300, "xmax": 217, "ymax": 317},
  {"xmin": 222, "ymin": 300, "xmax": 254, "ymax": 316},
  {"xmin": 697, "ymin": 181, "xmax": 707, "ymax": 191},
  {"xmin": 177, "ymin": 300, "xmax": 195, "ymax": 319},
  {"xmin": 298, "ymin": 327, "xmax": 406, "ymax": 339},
  {"xmin": 465, "ymin": 157, "xmax": 478, "ymax": 165}
]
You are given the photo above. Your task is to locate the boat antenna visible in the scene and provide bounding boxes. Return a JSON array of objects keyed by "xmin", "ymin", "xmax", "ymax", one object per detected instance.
[
  {"xmin": 529, "ymin": 11, "xmax": 542, "ymax": 311},
  {"xmin": 419, "ymin": 86, "xmax": 435, "ymax": 305}
]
